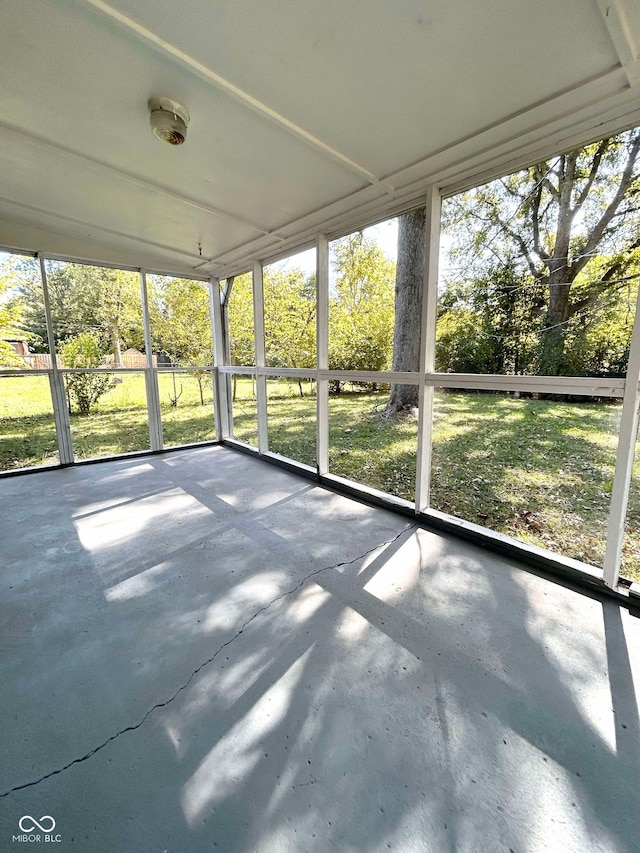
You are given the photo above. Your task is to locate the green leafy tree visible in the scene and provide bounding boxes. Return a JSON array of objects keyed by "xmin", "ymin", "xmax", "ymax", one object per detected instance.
[
  {"xmin": 225, "ymin": 273, "xmax": 255, "ymax": 367},
  {"xmin": 436, "ymin": 256, "xmax": 640, "ymax": 377},
  {"xmin": 59, "ymin": 333, "xmax": 111, "ymax": 415},
  {"xmin": 264, "ymin": 269, "xmax": 316, "ymax": 395},
  {"xmin": 264, "ymin": 269, "xmax": 316, "ymax": 368},
  {"xmin": 223, "ymin": 272, "xmax": 256, "ymax": 401},
  {"xmin": 436, "ymin": 266, "xmax": 545, "ymax": 374},
  {"xmin": 19, "ymin": 263, "xmax": 144, "ymax": 362},
  {"xmin": 329, "ymin": 233, "xmax": 395, "ymax": 391},
  {"xmin": 0, "ymin": 265, "xmax": 26, "ymax": 367},
  {"xmin": 436, "ymin": 305, "xmax": 489, "ymax": 373},
  {"xmin": 562, "ymin": 257, "xmax": 639, "ymax": 376},
  {"xmin": 149, "ymin": 277, "xmax": 212, "ymax": 364},
  {"xmin": 17, "ymin": 262, "xmax": 64, "ymax": 353},
  {"xmin": 149, "ymin": 277, "xmax": 213, "ymax": 405},
  {"xmin": 443, "ymin": 128, "xmax": 640, "ymax": 375}
]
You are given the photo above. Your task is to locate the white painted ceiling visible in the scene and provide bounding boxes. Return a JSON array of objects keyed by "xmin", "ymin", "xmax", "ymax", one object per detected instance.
[{"xmin": 1, "ymin": 0, "xmax": 639, "ymax": 277}]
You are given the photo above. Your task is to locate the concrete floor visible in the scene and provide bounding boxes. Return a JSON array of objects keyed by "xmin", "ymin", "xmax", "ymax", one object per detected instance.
[{"xmin": 1, "ymin": 446, "xmax": 639, "ymax": 853}]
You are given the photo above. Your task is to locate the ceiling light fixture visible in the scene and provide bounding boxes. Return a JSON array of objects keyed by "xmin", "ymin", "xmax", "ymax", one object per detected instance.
[{"xmin": 148, "ymin": 97, "xmax": 190, "ymax": 145}]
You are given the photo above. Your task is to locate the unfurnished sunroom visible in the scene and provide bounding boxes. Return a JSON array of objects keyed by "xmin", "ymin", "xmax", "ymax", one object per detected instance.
[{"xmin": 1, "ymin": 2, "xmax": 640, "ymax": 852}]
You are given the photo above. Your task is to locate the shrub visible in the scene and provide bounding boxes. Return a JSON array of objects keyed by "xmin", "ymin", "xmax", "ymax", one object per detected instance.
[{"xmin": 59, "ymin": 333, "xmax": 111, "ymax": 415}]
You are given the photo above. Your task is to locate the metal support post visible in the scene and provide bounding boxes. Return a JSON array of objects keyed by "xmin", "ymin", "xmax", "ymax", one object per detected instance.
[
  {"xmin": 316, "ymin": 234, "xmax": 329, "ymax": 475},
  {"xmin": 210, "ymin": 277, "xmax": 230, "ymax": 440},
  {"xmin": 415, "ymin": 187, "xmax": 441, "ymax": 513},
  {"xmin": 39, "ymin": 256, "xmax": 74, "ymax": 465},
  {"xmin": 140, "ymin": 269, "xmax": 163, "ymax": 451},
  {"xmin": 603, "ymin": 284, "xmax": 640, "ymax": 587},
  {"xmin": 253, "ymin": 261, "xmax": 268, "ymax": 453}
]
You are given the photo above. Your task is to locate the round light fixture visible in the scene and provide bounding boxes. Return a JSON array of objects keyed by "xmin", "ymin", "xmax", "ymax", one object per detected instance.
[{"xmin": 148, "ymin": 97, "xmax": 190, "ymax": 145}]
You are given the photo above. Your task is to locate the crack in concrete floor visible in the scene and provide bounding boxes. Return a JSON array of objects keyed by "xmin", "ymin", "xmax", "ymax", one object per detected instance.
[{"xmin": 0, "ymin": 523, "xmax": 416, "ymax": 799}]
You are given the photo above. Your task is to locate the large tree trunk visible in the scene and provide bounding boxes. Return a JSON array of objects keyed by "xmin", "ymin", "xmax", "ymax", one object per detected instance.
[
  {"xmin": 110, "ymin": 322, "xmax": 123, "ymax": 368},
  {"xmin": 538, "ymin": 153, "xmax": 576, "ymax": 375},
  {"xmin": 385, "ymin": 208, "xmax": 425, "ymax": 415},
  {"xmin": 539, "ymin": 270, "xmax": 572, "ymax": 375}
]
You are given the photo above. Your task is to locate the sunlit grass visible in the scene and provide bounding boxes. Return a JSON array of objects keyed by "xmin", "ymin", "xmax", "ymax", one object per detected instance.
[
  {"xmin": 328, "ymin": 386, "xmax": 417, "ymax": 500},
  {"xmin": 0, "ymin": 375, "xmax": 59, "ymax": 468},
  {"xmin": 0, "ymin": 371, "xmax": 217, "ymax": 464},
  {"xmin": 324, "ymin": 387, "xmax": 638, "ymax": 581}
]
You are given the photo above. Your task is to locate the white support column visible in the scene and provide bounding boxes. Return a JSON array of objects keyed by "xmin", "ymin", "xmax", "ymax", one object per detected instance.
[
  {"xmin": 603, "ymin": 285, "xmax": 640, "ymax": 588},
  {"xmin": 415, "ymin": 187, "xmax": 441, "ymax": 513},
  {"xmin": 253, "ymin": 261, "xmax": 269, "ymax": 453},
  {"xmin": 210, "ymin": 277, "xmax": 230, "ymax": 440},
  {"xmin": 140, "ymin": 269, "xmax": 163, "ymax": 452},
  {"xmin": 222, "ymin": 277, "xmax": 233, "ymax": 363},
  {"xmin": 316, "ymin": 234, "xmax": 329, "ymax": 475},
  {"xmin": 39, "ymin": 256, "xmax": 74, "ymax": 465}
]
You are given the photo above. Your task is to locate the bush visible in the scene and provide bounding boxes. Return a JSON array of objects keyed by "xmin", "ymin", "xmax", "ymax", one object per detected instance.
[{"xmin": 59, "ymin": 333, "xmax": 111, "ymax": 415}]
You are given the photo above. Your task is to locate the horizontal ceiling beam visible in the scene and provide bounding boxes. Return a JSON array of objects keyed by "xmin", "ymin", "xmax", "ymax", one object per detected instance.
[
  {"xmin": 379, "ymin": 64, "xmax": 629, "ymax": 190},
  {"xmin": 0, "ymin": 212, "xmax": 204, "ymax": 274}
]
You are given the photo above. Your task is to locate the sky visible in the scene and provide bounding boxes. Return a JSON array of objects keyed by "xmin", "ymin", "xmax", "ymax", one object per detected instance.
[
  {"xmin": 268, "ymin": 218, "xmax": 399, "ymax": 279},
  {"xmin": 268, "ymin": 216, "xmax": 454, "ymax": 287}
]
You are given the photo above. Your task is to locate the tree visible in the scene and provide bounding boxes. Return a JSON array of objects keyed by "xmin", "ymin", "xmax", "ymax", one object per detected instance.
[
  {"xmin": 264, "ymin": 269, "xmax": 316, "ymax": 395},
  {"xmin": 149, "ymin": 277, "xmax": 212, "ymax": 365},
  {"xmin": 444, "ymin": 128, "xmax": 640, "ymax": 375},
  {"xmin": 224, "ymin": 273, "xmax": 256, "ymax": 401},
  {"xmin": 19, "ymin": 263, "xmax": 144, "ymax": 363},
  {"xmin": 435, "ymin": 266, "xmax": 545, "ymax": 374},
  {"xmin": 59, "ymin": 333, "xmax": 111, "ymax": 415},
  {"xmin": 17, "ymin": 261, "xmax": 63, "ymax": 353},
  {"xmin": 149, "ymin": 276, "xmax": 213, "ymax": 405},
  {"xmin": 386, "ymin": 209, "xmax": 425, "ymax": 414},
  {"xmin": 561, "ymin": 258, "xmax": 639, "ymax": 376},
  {"xmin": 0, "ymin": 263, "xmax": 26, "ymax": 367},
  {"xmin": 225, "ymin": 273, "xmax": 255, "ymax": 367},
  {"xmin": 435, "ymin": 303, "xmax": 489, "ymax": 374},
  {"xmin": 329, "ymin": 233, "xmax": 395, "ymax": 391}
]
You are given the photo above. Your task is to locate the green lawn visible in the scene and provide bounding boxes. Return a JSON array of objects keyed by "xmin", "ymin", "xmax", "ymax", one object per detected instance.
[
  {"xmin": 2, "ymin": 374, "xmax": 638, "ymax": 581},
  {"xmin": 0, "ymin": 372, "xmax": 215, "ymax": 465},
  {"xmin": 0, "ymin": 375, "xmax": 60, "ymax": 469}
]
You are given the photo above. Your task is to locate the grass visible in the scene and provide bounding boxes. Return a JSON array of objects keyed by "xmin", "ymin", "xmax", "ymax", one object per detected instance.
[
  {"xmin": 0, "ymin": 372, "xmax": 215, "ymax": 465},
  {"xmin": 0, "ymin": 375, "xmax": 60, "ymax": 469},
  {"xmin": 1, "ymin": 375, "xmax": 638, "ymax": 581},
  {"xmin": 232, "ymin": 380, "xmax": 640, "ymax": 580},
  {"xmin": 430, "ymin": 392, "xmax": 629, "ymax": 572}
]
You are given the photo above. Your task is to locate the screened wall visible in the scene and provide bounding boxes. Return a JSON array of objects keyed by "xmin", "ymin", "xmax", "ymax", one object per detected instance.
[
  {"xmin": 213, "ymin": 133, "xmax": 640, "ymax": 593},
  {"xmin": 0, "ymin": 256, "xmax": 216, "ymax": 468},
  {"xmin": 2, "ymin": 132, "xmax": 640, "ymax": 593}
]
